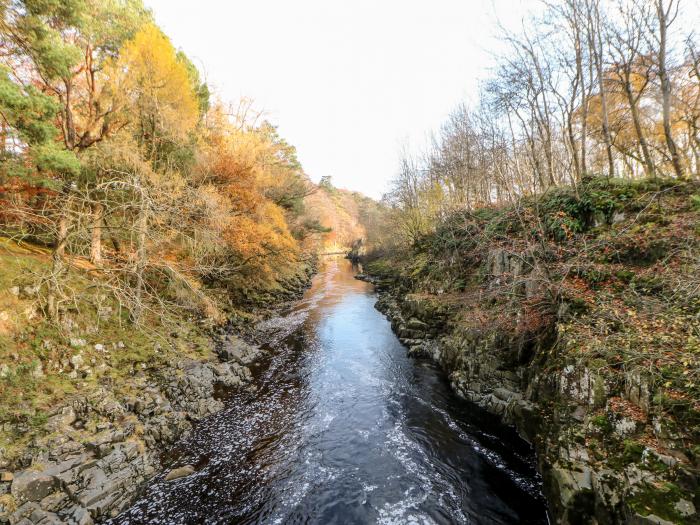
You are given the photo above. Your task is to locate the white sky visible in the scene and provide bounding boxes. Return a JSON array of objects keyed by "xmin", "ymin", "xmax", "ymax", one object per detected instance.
[{"xmin": 140, "ymin": 1, "xmax": 548, "ymax": 198}]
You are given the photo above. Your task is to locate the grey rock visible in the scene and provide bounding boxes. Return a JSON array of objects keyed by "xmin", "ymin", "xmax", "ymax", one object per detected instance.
[
  {"xmin": 493, "ymin": 387, "xmax": 522, "ymax": 402},
  {"xmin": 69, "ymin": 354, "xmax": 84, "ymax": 370},
  {"xmin": 630, "ymin": 513, "xmax": 676, "ymax": 525},
  {"xmin": 39, "ymin": 490, "xmax": 67, "ymax": 512},
  {"xmin": 220, "ymin": 336, "xmax": 260, "ymax": 365},
  {"xmin": 11, "ymin": 471, "xmax": 59, "ymax": 502},
  {"xmin": 69, "ymin": 338, "xmax": 87, "ymax": 350},
  {"xmin": 45, "ymin": 407, "xmax": 76, "ymax": 432},
  {"xmin": 406, "ymin": 318, "xmax": 428, "ymax": 331},
  {"xmin": 614, "ymin": 417, "xmax": 636, "ymax": 436},
  {"xmin": 549, "ymin": 463, "xmax": 592, "ymax": 508},
  {"xmin": 63, "ymin": 505, "xmax": 93, "ymax": 525},
  {"xmin": 625, "ymin": 369, "xmax": 652, "ymax": 414},
  {"xmin": 21, "ymin": 285, "xmax": 40, "ymax": 298},
  {"xmin": 674, "ymin": 498, "xmax": 696, "ymax": 517}
]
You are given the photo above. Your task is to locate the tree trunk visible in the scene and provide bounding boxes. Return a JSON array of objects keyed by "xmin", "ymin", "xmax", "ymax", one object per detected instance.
[
  {"xmin": 130, "ymin": 187, "xmax": 148, "ymax": 325},
  {"xmin": 588, "ymin": 1, "xmax": 615, "ymax": 177},
  {"xmin": 55, "ymin": 212, "xmax": 68, "ymax": 258},
  {"xmin": 656, "ymin": 0, "xmax": 683, "ymax": 178},
  {"xmin": 90, "ymin": 201, "xmax": 103, "ymax": 265},
  {"xmin": 623, "ymin": 79, "xmax": 655, "ymax": 178},
  {"xmin": 48, "ymin": 209, "xmax": 69, "ymax": 319}
]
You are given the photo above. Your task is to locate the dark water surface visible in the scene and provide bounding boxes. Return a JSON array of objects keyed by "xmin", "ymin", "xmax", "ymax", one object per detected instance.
[{"xmin": 113, "ymin": 257, "xmax": 548, "ymax": 524}]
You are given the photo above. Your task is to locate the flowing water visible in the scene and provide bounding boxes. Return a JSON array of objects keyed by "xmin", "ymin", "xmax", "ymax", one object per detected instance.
[{"xmin": 113, "ymin": 257, "xmax": 548, "ymax": 524}]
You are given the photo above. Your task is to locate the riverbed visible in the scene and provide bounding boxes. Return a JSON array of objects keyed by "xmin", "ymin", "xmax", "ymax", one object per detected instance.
[{"xmin": 112, "ymin": 257, "xmax": 548, "ymax": 524}]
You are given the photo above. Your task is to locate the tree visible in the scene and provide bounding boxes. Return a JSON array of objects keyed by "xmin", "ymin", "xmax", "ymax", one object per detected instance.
[
  {"xmin": 586, "ymin": 0, "xmax": 616, "ymax": 177},
  {"xmin": 652, "ymin": 0, "xmax": 684, "ymax": 177},
  {"xmin": 108, "ymin": 23, "xmax": 200, "ymax": 166}
]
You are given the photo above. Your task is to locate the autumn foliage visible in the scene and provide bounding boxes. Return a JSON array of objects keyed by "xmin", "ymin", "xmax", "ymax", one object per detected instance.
[{"xmin": 0, "ymin": 1, "xmax": 333, "ymax": 320}]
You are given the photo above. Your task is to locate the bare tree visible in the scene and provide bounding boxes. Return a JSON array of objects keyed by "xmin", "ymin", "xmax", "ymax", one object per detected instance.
[
  {"xmin": 586, "ymin": 0, "xmax": 616, "ymax": 177},
  {"xmin": 653, "ymin": 0, "xmax": 684, "ymax": 177},
  {"xmin": 608, "ymin": 0, "xmax": 656, "ymax": 178}
]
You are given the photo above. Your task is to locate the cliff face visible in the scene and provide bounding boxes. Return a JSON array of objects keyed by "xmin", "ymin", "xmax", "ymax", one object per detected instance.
[{"xmin": 363, "ymin": 178, "xmax": 700, "ymax": 524}]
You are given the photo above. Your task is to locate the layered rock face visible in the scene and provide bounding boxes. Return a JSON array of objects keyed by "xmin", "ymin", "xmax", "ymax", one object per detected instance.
[
  {"xmin": 362, "ymin": 243, "xmax": 699, "ymax": 525},
  {"xmin": 0, "ymin": 336, "xmax": 260, "ymax": 525}
]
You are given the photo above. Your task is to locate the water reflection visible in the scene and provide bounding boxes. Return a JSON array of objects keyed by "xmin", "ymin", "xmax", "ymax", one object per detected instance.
[{"xmin": 112, "ymin": 256, "xmax": 547, "ymax": 525}]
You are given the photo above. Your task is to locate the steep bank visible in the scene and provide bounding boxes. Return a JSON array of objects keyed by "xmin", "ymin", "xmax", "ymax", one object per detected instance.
[
  {"xmin": 0, "ymin": 241, "xmax": 314, "ymax": 524},
  {"xmin": 110, "ymin": 256, "xmax": 547, "ymax": 524},
  {"xmin": 362, "ymin": 177, "xmax": 700, "ymax": 524}
]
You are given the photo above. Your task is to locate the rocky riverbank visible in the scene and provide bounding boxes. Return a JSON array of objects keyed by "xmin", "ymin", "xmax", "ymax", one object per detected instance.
[
  {"xmin": 358, "ymin": 178, "xmax": 700, "ymax": 525},
  {"xmin": 0, "ymin": 262, "xmax": 315, "ymax": 525},
  {"xmin": 363, "ymin": 273, "xmax": 698, "ymax": 525}
]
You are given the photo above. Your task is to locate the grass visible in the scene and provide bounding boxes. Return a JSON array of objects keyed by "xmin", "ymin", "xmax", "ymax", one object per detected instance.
[{"xmin": 0, "ymin": 238, "xmax": 220, "ymax": 465}]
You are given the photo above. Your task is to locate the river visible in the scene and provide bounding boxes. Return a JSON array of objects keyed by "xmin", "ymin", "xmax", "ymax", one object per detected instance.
[{"xmin": 112, "ymin": 257, "xmax": 548, "ymax": 524}]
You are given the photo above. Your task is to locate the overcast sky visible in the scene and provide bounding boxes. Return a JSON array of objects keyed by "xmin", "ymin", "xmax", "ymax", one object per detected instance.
[{"xmin": 141, "ymin": 1, "xmax": 545, "ymax": 198}]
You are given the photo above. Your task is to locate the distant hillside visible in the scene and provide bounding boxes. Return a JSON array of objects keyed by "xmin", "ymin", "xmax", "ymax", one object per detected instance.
[{"xmin": 299, "ymin": 177, "xmax": 387, "ymax": 255}]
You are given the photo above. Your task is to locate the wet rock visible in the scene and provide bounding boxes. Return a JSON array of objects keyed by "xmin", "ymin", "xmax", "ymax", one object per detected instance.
[
  {"xmin": 220, "ymin": 336, "xmax": 260, "ymax": 365},
  {"xmin": 164, "ymin": 465, "xmax": 194, "ymax": 481},
  {"xmin": 548, "ymin": 463, "xmax": 593, "ymax": 515}
]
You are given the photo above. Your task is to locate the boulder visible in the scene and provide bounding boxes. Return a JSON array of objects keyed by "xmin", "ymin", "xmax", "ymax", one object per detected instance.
[
  {"xmin": 220, "ymin": 336, "xmax": 260, "ymax": 365},
  {"xmin": 164, "ymin": 465, "xmax": 194, "ymax": 481},
  {"xmin": 11, "ymin": 471, "xmax": 59, "ymax": 502},
  {"xmin": 46, "ymin": 407, "xmax": 77, "ymax": 432},
  {"xmin": 674, "ymin": 499, "xmax": 696, "ymax": 517}
]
